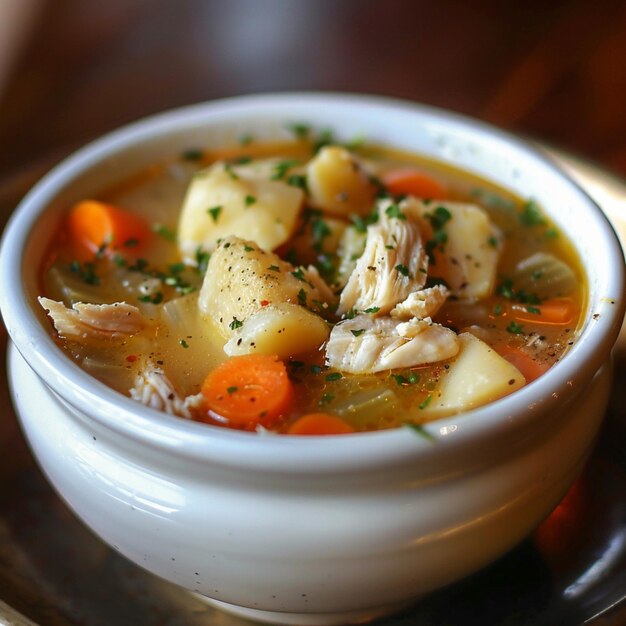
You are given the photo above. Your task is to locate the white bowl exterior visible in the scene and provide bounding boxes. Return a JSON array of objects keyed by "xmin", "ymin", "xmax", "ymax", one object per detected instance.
[
  {"xmin": 1, "ymin": 94, "xmax": 625, "ymax": 619},
  {"xmin": 8, "ymin": 344, "xmax": 612, "ymax": 612}
]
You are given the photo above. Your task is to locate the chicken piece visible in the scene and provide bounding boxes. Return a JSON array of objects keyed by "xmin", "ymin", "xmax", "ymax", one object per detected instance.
[
  {"xmin": 307, "ymin": 146, "xmax": 377, "ymax": 217},
  {"xmin": 129, "ymin": 362, "xmax": 201, "ymax": 418},
  {"xmin": 325, "ymin": 314, "xmax": 459, "ymax": 374},
  {"xmin": 390, "ymin": 285, "xmax": 450, "ymax": 320},
  {"xmin": 38, "ymin": 297, "xmax": 147, "ymax": 340},
  {"xmin": 199, "ymin": 236, "xmax": 336, "ymax": 339},
  {"xmin": 178, "ymin": 160, "xmax": 304, "ymax": 263},
  {"xmin": 337, "ymin": 198, "xmax": 428, "ymax": 316},
  {"xmin": 415, "ymin": 199, "xmax": 501, "ymax": 301}
]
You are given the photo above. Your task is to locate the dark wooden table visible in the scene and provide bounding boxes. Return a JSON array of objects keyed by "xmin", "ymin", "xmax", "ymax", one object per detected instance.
[
  {"xmin": 1, "ymin": 0, "xmax": 626, "ymax": 180},
  {"xmin": 2, "ymin": 2, "xmax": 626, "ymax": 624}
]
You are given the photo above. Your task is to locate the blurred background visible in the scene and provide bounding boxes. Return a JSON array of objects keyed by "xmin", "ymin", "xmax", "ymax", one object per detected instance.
[{"xmin": 1, "ymin": 0, "xmax": 626, "ymax": 180}]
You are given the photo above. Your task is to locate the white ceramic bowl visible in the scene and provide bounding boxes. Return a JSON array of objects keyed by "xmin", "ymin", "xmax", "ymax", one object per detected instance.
[{"xmin": 1, "ymin": 94, "xmax": 624, "ymax": 626}]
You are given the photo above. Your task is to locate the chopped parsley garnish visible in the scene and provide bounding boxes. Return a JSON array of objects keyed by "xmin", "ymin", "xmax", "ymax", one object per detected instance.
[
  {"xmin": 526, "ymin": 305, "xmax": 541, "ymax": 315},
  {"xmin": 244, "ymin": 195, "xmax": 256, "ymax": 207},
  {"xmin": 123, "ymin": 238, "xmax": 139, "ymax": 248},
  {"xmin": 224, "ymin": 163, "xmax": 239, "ymax": 180},
  {"xmin": 493, "ymin": 303, "xmax": 504, "ymax": 316},
  {"xmin": 519, "ymin": 200, "xmax": 545, "ymax": 227},
  {"xmin": 181, "ymin": 148, "xmax": 204, "ymax": 161},
  {"xmin": 152, "ymin": 223, "xmax": 177, "ymax": 242},
  {"xmin": 287, "ymin": 173, "xmax": 308, "ymax": 192},
  {"xmin": 291, "ymin": 267, "xmax": 307, "ymax": 282},
  {"xmin": 268, "ymin": 264, "xmax": 281, "ymax": 272},
  {"xmin": 229, "ymin": 317, "xmax": 244, "ymax": 330},
  {"xmin": 345, "ymin": 307, "xmax": 358, "ymax": 320},
  {"xmin": 311, "ymin": 217, "xmax": 331, "ymax": 251},
  {"xmin": 70, "ymin": 260, "xmax": 100, "ymax": 285},
  {"xmin": 364, "ymin": 306, "xmax": 380, "ymax": 314},
  {"xmin": 310, "ymin": 365, "xmax": 323, "ymax": 374},
  {"xmin": 545, "ymin": 228, "xmax": 558, "ymax": 239},
  {"xmin": 227, "ymin": 386, "xmax": 238, "ymax": 394},
  {"xmin": 139, "ymin": 291, "xmax": 163, "ymax": 305},
  {"xmin": 350, "ymin": 329, "xmax": 365, "ymax": 337},
  {"xmin": 179, "ymin": 339, "xmax": 190, "ymax": 348},
  {"xmin": 244, "ymin": 245, "xmax": 255, "ymax": 252},
  {"xmin": 392, "ymin": 372, "xmax": 420, "ymax": 386},
  {"xmin": 297, "ymin": 288, "xmax": 307, "ymax": 306},
  {"xmin": 169, "ymin": 262, "xmax": 186, "ymax": 274},
  {"xmin": 395, "ymin": 263, "xmax": 410, "ymax": 277},
  {"xmin": 350, "ymin": 209, "xmax": 379, "ymax": 233},
  {"xmin": 113, "ymin": 254, "xmax": 126, "ymax": 267},
  {"xmin": 506, "ymin": 321, "xmax": 525, "ymax": 334},
  {"xmin": 195, "ymin": 247, "xmax": 210, "ymax": 274},
  {"xmin": 418, "ymin": 395, "xmax": 432, "ymax": 410},
  {"xmin": 405, "ymin": 422, "xmax": 436, "ymax": 441},
  {"xmin": 319, "ymin": 392, "xmax": 335, "ymax": 405},
  {"xmin": 385, "ymin": 203, "xmax": 406, "ymax": 220},
  {"xmin": 424, "ymin": 206, "xmax": 452, "ymax": 262},
  {"xmin": 312, "ymin": 129, "xmax": 334, "ymax": 154},
  {"xmin": 288, "ymin": 123, "xmax": 310, "ymax": 139},
  {"xmin": 425, "ymin": 276, "xmax": 450, "ymax": 289},
  {"xmin": 207, "ymin": 205, "xmax": 222, "ymax": 222},
  {"xmin": 325, "ymin": 372, "xmax": 343, "ymax": 382},
  {"xmin": 496, "ymin": 278, "xmax": 541, "ymax": 304},
  {"xmin": 487, "ymin": 236, "xmax": 499, "ymax": 248},
  {"xmin": 271, "ymin": 159, "xmax": 298, "ymax": 180}
]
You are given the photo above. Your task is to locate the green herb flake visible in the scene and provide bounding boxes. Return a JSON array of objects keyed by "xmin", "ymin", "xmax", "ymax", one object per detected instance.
[
  {"xmin": 123, "ymin": 238, "xmax": 139, "ymax": 248},
  {"xmin": 363, "ymin": 306, "xmax": 380, "ymax": 314},
  {"xmin": 288, "ymin": 123, "xmax": 310, "ymax": 139},
  {"xmin": 350, "ymin": 329, "xmax": 365, "ymax": 337},
  {"xmin": 271, "ymin": 159, "xmax": 298, "ymax": 180},
  {"xmin": 229, "ymin": 317, "xmax": 244, "ymax": 330},
  {"xmin": 493, "ymin": 303, "xmax": 504, "ymax": 316},
  {"xmin": 325, "ymin": 372, "xmax": 343, "ymax": 382},
  {"xmin": 244, "ymin": 245, "xmax": 255, "ymax": 252},
  {"xmin": 297, "ymin": 288, "xmax": 307, "ymax": 306},
  {"xmin": 244, "ymin": 195, "xmax": 256, "ymax": 207},
  {"xmin": 519, "ymin": 200, "xmax": 545, "ymax": 227},
  {"xmin": 526, "ymin": 305, "xmax": 541, "ymax": 315},
  {"xmin": 179, "ymin": 339, "xmax": 190, "ymax": 348},
  {"xmin": 207, "ymin": 205, "xmax": 222, "ymax": 223},
  {"xmin": 291, "ymin": 267, "xmax": 307, "ymax": 282},
  {"xmin": 487, "ymin": 236, "xmax": 499, "ymax": 248},
  {"xmin": 310, "ymin": 365, "xmax": 323, "ymax": 374},
  {"xmin": 545, "ymin": 228, "xmax": 559, "ymax": 239},
  {"xmin": 268, "ymin": 264, "xmax": 281, "ymax": 272},
  {"xmin": 405, "ymin": 422, "xmax": 436, "ymax": 441},
  {"xmin": 224, "ymin": 163, "xmax": 239, "ymax": 180},
  {"xmin": 319, "ymin": 392, "xmax": 335, "ymax": 405},
  {"xmin": 418, "ymin": 395, "xmax": 432, "ymax": 410},
  {"xmin": 506, "ymin": 321, "xmax": 525, "ymax": 334},
  {"xmin": 152, "ymin": 223, "xmax": 177, "ymax": 242},
  {"xmin": 395, "ymin": 263, "xmax": 410, "ymax": 277},
  {"xmin": 181, "ymin": 148, "xmax": 204, "ymax": 161},
  {"xmin": 385, "ymin": 203, "xmax": 406, "ymax": 220},
  {"xmin": 69, "ymin": 260, "xmax": 100, "ymax": 285},
  {"xmin": 113, "ymin": 254, "xmax": 127, "ymax": 267},
  {"xmin": 287, "ymin": 174, "xmax": 308, "ymax": 192},
  {"xmin": 226, "ymin": 386, "xmax": 238, "ymax": 394},
  {"xmin": 195, "ymin": 247, "xmax": 210, "ymax": 274}
]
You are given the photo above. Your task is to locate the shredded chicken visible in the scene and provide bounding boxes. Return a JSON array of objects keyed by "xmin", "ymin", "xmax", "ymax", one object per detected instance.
[
  {"xmin": 337, "ymin": 199, "xmax": 428, "ymax": 316},
  {"xmin": 390, "ymin": 285, "xmax": 450, "ymax": 320},
  {"xmin": 129, "ymin": 362, "xmax": 203, "ymax": 418},
  {"xmin": 38, "ymin": 297, "xmax": 147, "ymax": 340},
  {"xmin": 325, "ymin": 314, "xmax": 459, "ymax": 374}
]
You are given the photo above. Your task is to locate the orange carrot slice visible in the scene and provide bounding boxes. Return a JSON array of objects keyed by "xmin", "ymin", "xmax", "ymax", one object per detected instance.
[
  {"xmin": 67, "ymin": 200, "xmax": 150, "ymax": 260},
  {"xmin": 201, "ymin": 354, "xmax": 293, "ymax": 426},
  {"xmin": 511, "ymin": 298, "xmax": 575, "ymax": 326},
  {"xmin": 382, "ymin": 168, "xmax": 447, "ymax": 200},
  {"xmin": 288, "ymin": 413, "xmax": 355, "ymax": 435},
  {"xmin": 496, "ymin": 345, "xmax": 550, "ymax": 383}
]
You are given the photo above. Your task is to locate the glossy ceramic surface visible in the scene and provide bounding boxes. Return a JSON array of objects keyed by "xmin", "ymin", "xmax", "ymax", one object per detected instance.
[{"xmin": 0, "ymin": 95, "xmax": 624, "ymax": 624}]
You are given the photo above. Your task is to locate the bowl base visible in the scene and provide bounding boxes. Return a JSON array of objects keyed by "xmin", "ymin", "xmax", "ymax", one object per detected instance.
[{"xmin": 194, "ymin": 594, "xmax": 415, "ymax": 625}]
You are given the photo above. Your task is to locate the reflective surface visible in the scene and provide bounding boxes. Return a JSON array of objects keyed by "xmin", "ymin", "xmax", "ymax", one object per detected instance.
[{"xmin": 1, "ymin": 152, "xmax": 626, "ymax": 625}]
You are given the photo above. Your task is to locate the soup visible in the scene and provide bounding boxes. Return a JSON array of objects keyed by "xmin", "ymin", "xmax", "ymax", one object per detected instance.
[{"xmin": 38, "ymin": 127, "xmax": 584, "ymax": 434}]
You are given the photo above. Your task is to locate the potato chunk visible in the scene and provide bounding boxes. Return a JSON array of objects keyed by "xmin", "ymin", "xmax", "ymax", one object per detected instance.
[
  {"xmin": 224, "ymin": 302, "xmax": 330, "ymax": 358},
  {"xmin": 178, "ymin": 161, "xmax": 304, "ymax": 263},
  {"xmin": 416, "ymin": 199, "xmax": 501, "ymax": 301},
  {"xmin": 421, "ymin": 332, "xmax": 525, "ymax": 417},
  {"xmin": 199, "ymin": 237, "xmax": 335, "ymax": 339},
  {"xmin": 307, "ymin": 146, "xmax": 377, "ymax": 217}
]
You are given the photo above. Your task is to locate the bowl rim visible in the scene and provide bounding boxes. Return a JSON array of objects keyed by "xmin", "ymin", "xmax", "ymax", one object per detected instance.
[{"xmin": 1, "ymin": 92, "xmax": 624, "ymax": 473}]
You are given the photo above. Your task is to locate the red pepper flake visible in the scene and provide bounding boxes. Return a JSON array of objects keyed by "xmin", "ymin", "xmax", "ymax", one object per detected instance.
[
  {"xmin": 260, "ymin": 300, "xmax": 270, "ymax": 307},
  {"xmin": 126, "ymin": 355, "xmax": 138, "ymax": 363}
]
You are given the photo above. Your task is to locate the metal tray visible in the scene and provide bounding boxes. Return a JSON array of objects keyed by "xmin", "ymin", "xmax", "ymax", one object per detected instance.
[{"xmin": 1, "ymin": 149, "xmax": 626, "ymax": 626}]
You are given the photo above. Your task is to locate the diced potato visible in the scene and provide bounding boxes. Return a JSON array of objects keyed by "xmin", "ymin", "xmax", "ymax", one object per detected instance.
[
  {"xmin": 307, "ymin": 146, "xmax": 377, "ymax": 217},
  {"xmin": 178, "ymin": 161, "xmax": 304, "ymax": 263},
  {"xmin": 416, "ymin": 199, "xmax": 501, "ymax": 301},
  {"xmin": 199, "ymin": 237, "xmax": 336, "ymax": 339},
  {"xmin": 224, "ymin": 302, "xmax": 330, "ymax": 358},
  {"xmin": 420, "ymin": 332, "xmax": 525, "ymax": 418}
]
